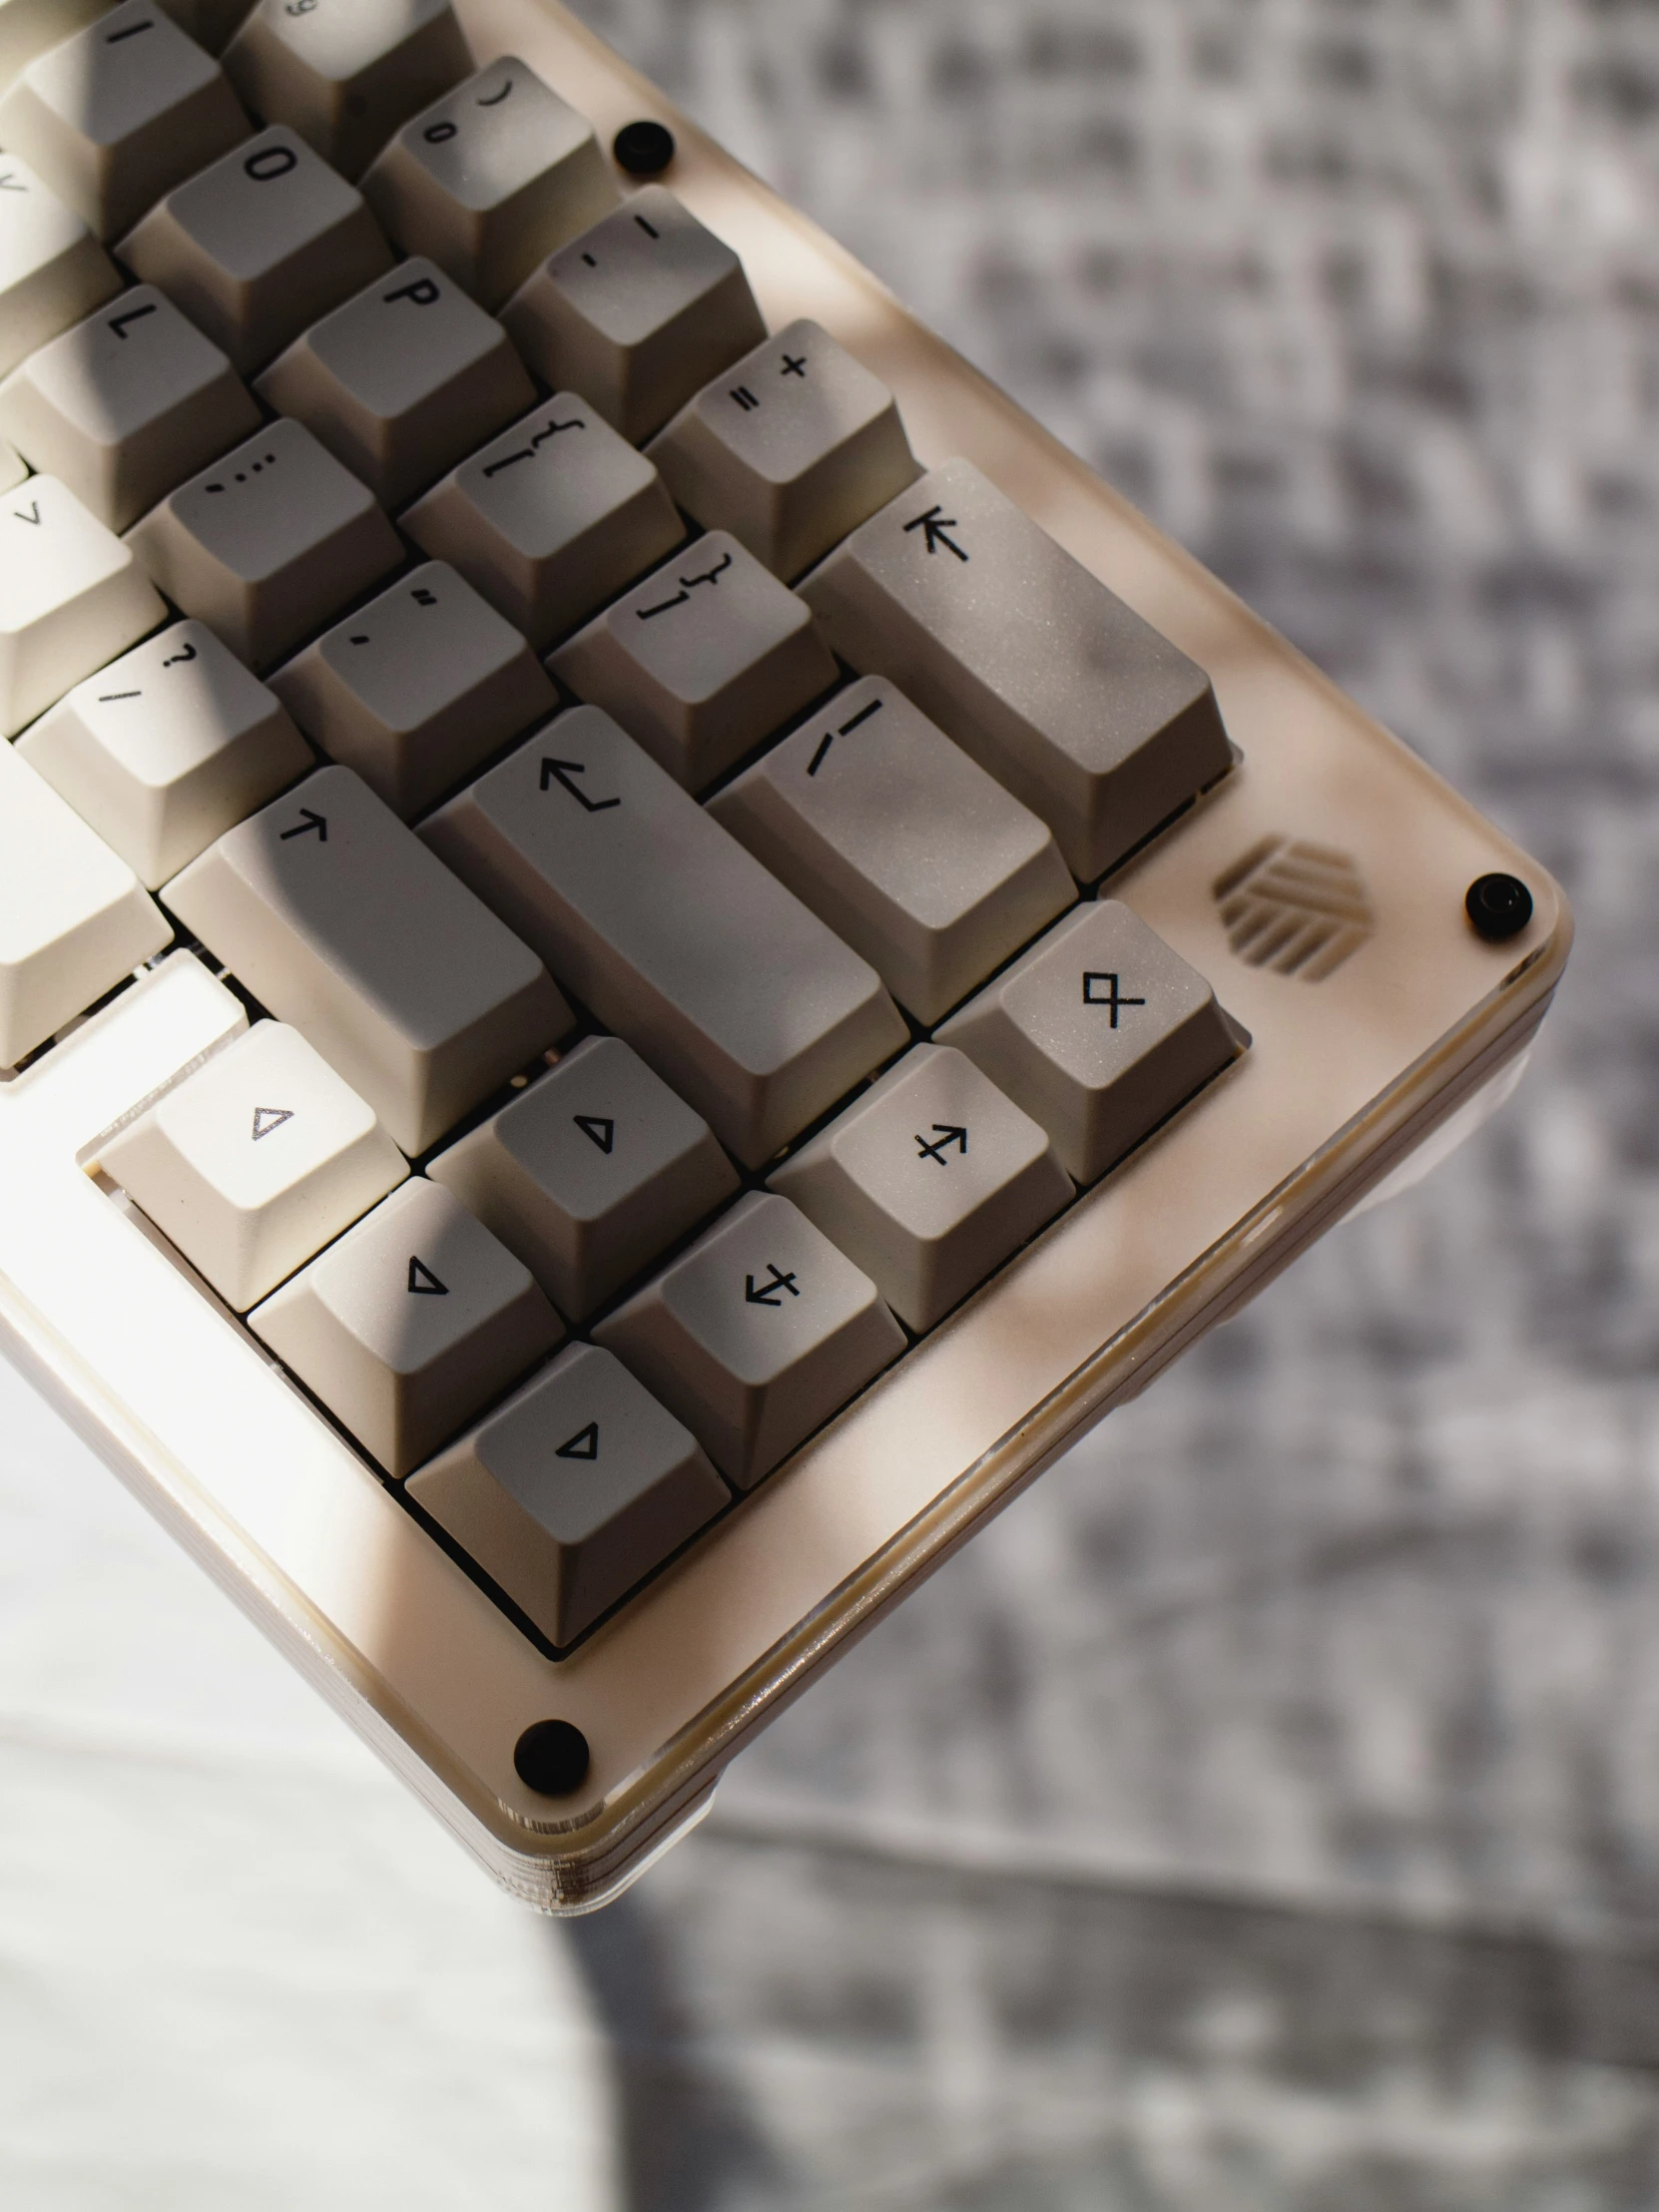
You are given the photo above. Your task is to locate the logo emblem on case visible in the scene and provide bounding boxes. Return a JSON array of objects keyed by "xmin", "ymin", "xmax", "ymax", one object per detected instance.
[{"xmin": 1213, "ymin": 837, "xmax": 1375, "ymax": 979}]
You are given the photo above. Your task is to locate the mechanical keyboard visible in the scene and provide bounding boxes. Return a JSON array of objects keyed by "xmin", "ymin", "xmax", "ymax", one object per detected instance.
[{"xmin": 0, "ymin": 0, "xmax": 1571, "ymax": 1910}]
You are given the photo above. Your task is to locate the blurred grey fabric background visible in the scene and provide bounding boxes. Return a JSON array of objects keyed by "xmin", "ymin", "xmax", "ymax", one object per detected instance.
[{"xmin": 0, "ymin": 1, "xmax": 1651, "ymax": 2206}]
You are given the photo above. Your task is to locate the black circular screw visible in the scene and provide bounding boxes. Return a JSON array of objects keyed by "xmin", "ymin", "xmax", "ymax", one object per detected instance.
[
  {"xmin": 514, "ymin": 1719, "xmax": 591, "ymax": 1797},
  {"xmin": 613, "ymin": 119, "xmax": 676, "ymax": 177},
  {"xmin": 1464, "ymin": 872, "xmax": 1533, "ymax": 943}
]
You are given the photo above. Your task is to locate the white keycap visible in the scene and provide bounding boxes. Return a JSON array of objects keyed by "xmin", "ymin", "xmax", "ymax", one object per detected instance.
[
  {"xmin": 249, "ymin": 1176, "xmax": 562, "ymax": 1476},
  {"xmin": 121, "ymin": 126, "xmax": 394, "ymax": 374},
  {"xmin": 0, "ymin": 437, "xmax": 24, "ymax": 491},
  {"xmin": 548, "ymin": 532, "xmax": 837, "ymax": 793},
  {"xmin": 361, "ymin": 57, "xmax": 616, "ymax": 309},
  {"xmin": 934, "ymin": 901, "xmax": 1243, "ymax": 1185},
  {"xmin": 100, "ymin": 1019, "xmax": 407, "ymax": 1310},
  {"xmin": 503, "ymin": 186, "xmax": 766, "ymax": 446},
  {"xmin": 0, "ymin": 738, "xmax": 170, "ymax": 1066},
  {"xmin": 0, "ymin": 0, "xmax": 114, "ymax": 99},
  {"xmin": 710, "ymin": 676, "xmax": 1075, "ymax": 1025},
  {"xmin": 408, "ymin": 1343, "xmax": 729, "ymax": 1647},
  {"xmin": 594, "ymin": 1191, "xmax": 904, "ymax": 1490},
  {"xmin": 18, "ymin": 619, "xmax": 311, "ymax": 887},
  {"xmin": 269, "ymin": 560, "xmax": 554, "ymax": 821},
  {"xmin": 801, "ymin": 458, "xmax": 1235, "ymax": 882},
  {"xmin": 165, "ymin": 764, "xmax": 572, "ymax": 1155},
  {"xmin": 255, "ymin": 256, "xmax": 535, "ymax": 511},
  {"xmin": 0, "ymin": 2, "xmax": 251, "ymax": 242},
  {"xmin": 223, "ymin": 0, "xmax": 471, "ymax": 181},
  {"xmin": 125, "ymin": 416, "xmax": 403, "ymax": 670},
  {"xmin": 154, "ymin": 0, "xmax": 254, "ymax": 54},
  {"xmin": 422, "ymin": 709, "xmax": 907, "ymax": 1170},
  {"xmin": 0, "ymin": 284, "xmax": 261, "ymax": 530},
  {"xmin": 0, "ymin": 472, "xmax": 164, "ymax": 737},
  {"xmin": 0, "ymin": 156, "xmax": 122, "ymax": 377},
  {"xmin": 402, "ymin": 392, "xmax": 684, "ymax": 650},
  {"xmin": 649, "ymin": 318, "xmax": 921, "ymax": 582},
  {"xmin": 768, "ymin": 1043, "xmax": 1072, "ymax": 1335},
  {"xmin": 428, "ymin": 1033, "xmax": 739, "ymax": 1322}
]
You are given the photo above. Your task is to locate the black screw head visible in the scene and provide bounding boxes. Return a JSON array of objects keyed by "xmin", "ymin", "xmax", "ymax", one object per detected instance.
[
  {"xmin": 613, "ymin": 118, "xmax": 676, "ymax": 177},
  {"xmin": 514, "ymin": 1719, "xmax": 591, "ymax": 1797},
  {"xmin": 1465, "ymin": 872, "xmax": 1533, "ymax": 943}
]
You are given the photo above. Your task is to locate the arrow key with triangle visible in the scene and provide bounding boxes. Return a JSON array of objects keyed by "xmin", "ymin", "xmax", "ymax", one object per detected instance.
[
  {"xmin": 250, "ymin": 1177, "xmax": 561, "ymax": 1478},
  {"xmin": 428, "ymin": 1034, "xmax": 738, "ymax": 1323},
  {"xmin": 408, "ymin": 1345, "xmax": 729, "ymax": 1649}
]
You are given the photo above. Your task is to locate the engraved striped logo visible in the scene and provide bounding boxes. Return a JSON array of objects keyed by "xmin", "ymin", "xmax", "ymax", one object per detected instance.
[{"xmin": 1213, "ymin": 837, "xmax": 1374, "ymax": 980}]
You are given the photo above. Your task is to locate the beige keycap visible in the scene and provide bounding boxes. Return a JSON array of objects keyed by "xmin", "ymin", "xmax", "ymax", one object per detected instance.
[
  {"xmin": 101, "ymin": 1019, "xmax": 407, "ymax": 1310},
  {"xmin": 0, "ymin": 284, "xmax": 260, "ymax": 530},
  {"xmin": 125, "ymin": 416, "xmax": 403, "ymax": 670},
  {"xmin": 249, "ymin": 1176, "xmax": 562, "ymax": 1476},
  {"xmin": 594, "ymin": 1191, "xmax": 904, "ymax": 1490},
  {"xmin": 402, "ymin": 392, "xmax": 684, "ymax": 649},
  {"xmin": 428, "ymin": 1033, "xmax": 739, "ymax": 1322},
  {"xmin": 18, "ymin": 619, "xmax": 311, "ymax": 887},
  {"xmin": 0, "ymin": 0, "xmax": 114, "ymax": 99},
  {"xmin": 361, "ymin": 57, "xmax": 616, "ymax": 309},
  {"xmin": 0, "ymin": 438, "xmax": 24, "ymax": 491},
  {"xmin": 269, "ymin": 561, "xmax": 553, "ymax": 821},
  {"xmin": 0, "ymin": 473, "xmax": 164, "ymax": 737},
  {"xmin": 154, "ymin": 0, "xmax": 251, "ymax": 54},
  {"xmin": 710, "ymin": 676, "xmax": 1075, "ymax": 1025},
  {"xmin": 255, "ymin": 256, "xmax": 534, "ymax": 510},
  {"xmin": 121, "ymin": 126, "xmax": 394, "ymax": 374},
  {"xmin": 223, "ymin": 0, "xmax": 472, "ymax": 181},
  {"xmin": 408, "ymin": 1343, "xmax": 729, "ymax": 1648},
  {"xmin": 0, "ymin": 738, "xmax": 171, "ymax": 1067},
  {"xmin": 0, "ymin": 156, "xmax": 122, "ymax": 377},
  {"xmin": 549, "ymin": 532, "xmax": 837, "ymax": 792},
  {"xmin": 801, "ymin": 458, "xmax": 1235, "ymax": 882},
  {"xmin": 649, "ymin": 318, "xmax": 920, "ymax": 582},
  {"xmin": 166, "ymin": 765, "xmax": 572, "ymax": 1156},
  {"xmin": 502, "ymin": 186, "xmax": 765, "ymax": 445},
  {"xmin": 422, "ymin": 709, "xmax": 907, "ymax": 1169},
  {"xmin": 0, "ymin": 2, "xmax": 251, "ymax": 242},
  {"xmin": 934, "ymin": 900, "xmax": 1243, "ymax": 1185},
  {"xmin": 768, "ymin": 1044, "xmax": 1072, "ymax": 1335}
]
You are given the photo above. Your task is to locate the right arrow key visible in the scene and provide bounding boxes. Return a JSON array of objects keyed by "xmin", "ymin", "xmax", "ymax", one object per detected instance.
[{"xmin": 767, "ymin": 1044, "xmax": 1074, "ymax": 1335}]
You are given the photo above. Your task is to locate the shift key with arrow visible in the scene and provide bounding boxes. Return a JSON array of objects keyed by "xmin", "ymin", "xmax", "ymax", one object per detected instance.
[
  {"xmin": 165, "ymin": 764, "xmax": 573, "ymax": 1155},
  {"xmin": 769, "ymin": 1044, "xmax": 1072, "ymax": 1334}
]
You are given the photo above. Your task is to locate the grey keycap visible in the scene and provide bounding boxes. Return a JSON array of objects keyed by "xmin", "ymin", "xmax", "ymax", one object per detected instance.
[
  {"xmin": 549, "ymin": 532, "xmax": 837, "ymax": 793},
  {"xmin": 799, "ymin": 458, "xmax": 1235, "ymax": 881},
  {"xmin": 165, "ymin": 764, "xmax": 573, "ymax": 1155},
  {"xmin": 422, "ymin": 708, "xmax": 907, "ymax": 1169},
  {"xmin": 594, "ymin": 1191, "xmax": 904, "ymax": 1489},
  {"xmin": 502, "ymin": 186, "xmax": 766, "ymax": 445},
  {"xmin": 935, "ymin": 900, "xmax": 1244, "ymax": 1185},
  {"xmin": 269, "ymin": 561, "xmax": 555, "ymax": 820},
  {"xmin": 403, "ymin": 393, "xmax": 684, "ymax": 650},
  {"xmin": 709, "ymin": 676, "xmax": 1075, "ymax": 1025},
  {"xmin": 0, "ymin": 2, "xmax": 250, "ymax": 241},
  {"xmin": 768, "ymin": 1043, "xmax": 1072, "ymax": 1334},
  {"xmin": 407, "ymin": 1342, "xmax": 729, "ymax": 1647},
  {"xmin": 428, "ymin": 1034, "xmax": 739, "ymax": 1322},
  {"xmin": 0, "ymin": 284, "xmax": 261, "ymax": 531},
  {"xmin": 249, "ymin": 1176, "xmax": 562, "ymax": 1477},
  {"xmin": 20, "ymin": 619, "xmax": 311, "ymax": 887},
  {"xmin": 256, "ymin": 258, "xmax": 535, "ymax": 512},
  {"xmin": 0, "ymin": 156, "xmax": 122, "ymax": 379},
  {"xmin": 125, "ymin": 416, "xmax": 403, "ymax": 671},
  {"xmin": 362, "ymin": 58, "xmax": 617, "ymax": 308},
  {"xmin": 650, "ymin": 317, "xmax": 921, "ymax": 581},
  {"xmin": 122, "ymin": 127, "xmax": 395, "ymax": 375},
  {"xmin": 224, "ymin": 0, "xmax": 472, "ymax": 182}
]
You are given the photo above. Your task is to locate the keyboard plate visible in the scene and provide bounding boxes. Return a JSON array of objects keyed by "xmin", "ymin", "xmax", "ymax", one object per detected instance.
[{"xmin": 0, "ymin": 0, "xmax": 1570, "ymax": 1911}]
